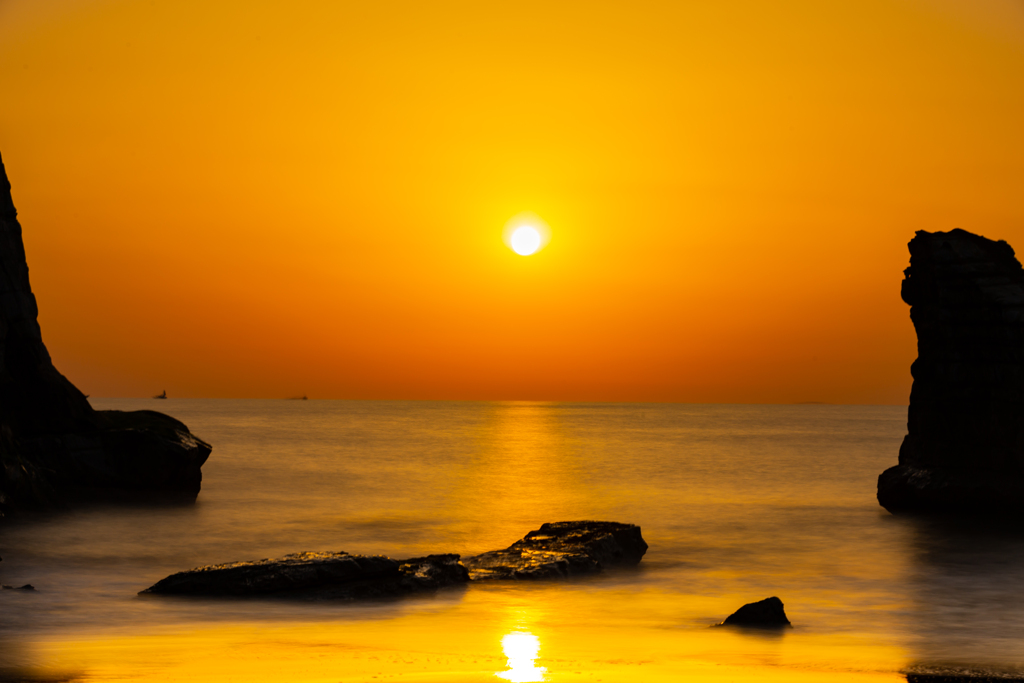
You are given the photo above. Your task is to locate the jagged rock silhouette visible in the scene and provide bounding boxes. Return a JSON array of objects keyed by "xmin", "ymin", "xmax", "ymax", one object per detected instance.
[
  {"xmin": 879, "ymin": 229, "xmax": 1024, "ymax": 514},
  {"xmin": 0, "ymin": 152, "xmax": 210, "ymax": 512}
]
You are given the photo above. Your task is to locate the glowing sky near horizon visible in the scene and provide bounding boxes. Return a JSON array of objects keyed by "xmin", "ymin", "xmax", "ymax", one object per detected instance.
[{"xmin": 0, "ymin": 0, "xmax": 1023, "ymax": 402}]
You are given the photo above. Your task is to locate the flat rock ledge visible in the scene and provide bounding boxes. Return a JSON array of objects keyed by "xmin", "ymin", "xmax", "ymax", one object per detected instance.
[
  {"xmin": 141, "ymin": 521, "xmax": 649, "ymax": 599},
  {"xmin": 462, "ymin": 521, "xmax": 648, "ymax": 580},
  {"xmin": 878, "ymin": 464, "xmax": 1024, "ymax": 515},
  {"xmin": 141, "ymin": 552, "xmax": 468, "ymax": 599}
]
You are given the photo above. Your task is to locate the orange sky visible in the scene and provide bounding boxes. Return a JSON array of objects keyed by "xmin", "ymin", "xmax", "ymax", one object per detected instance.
[{"xmin": 1, "ymin": 0, "xmax": 1023, "ymax": 403}]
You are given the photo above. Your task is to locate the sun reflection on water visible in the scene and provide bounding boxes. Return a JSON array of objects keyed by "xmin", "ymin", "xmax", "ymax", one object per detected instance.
[{"xmin": 496, "ymin": 632, "xmax": 547, "ymax": 682}]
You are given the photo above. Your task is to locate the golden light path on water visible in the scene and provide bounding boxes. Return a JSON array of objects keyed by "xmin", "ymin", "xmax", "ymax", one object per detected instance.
[
  {"xmin": 496, "ymin": 632, "xmax": 546, "ymax": 682},
  {"xmin": 21, "ymin": 572, "xmax": 906, "ymax": 683},
  {"xmin": 26, "ymin": 611, "xmax": 907, "ymax": 683}
]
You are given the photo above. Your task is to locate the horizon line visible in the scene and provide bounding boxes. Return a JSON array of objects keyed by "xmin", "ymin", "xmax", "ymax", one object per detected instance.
[{"xmin": 84, "ymin": 396, "xmax": 909, "ymax": 407}]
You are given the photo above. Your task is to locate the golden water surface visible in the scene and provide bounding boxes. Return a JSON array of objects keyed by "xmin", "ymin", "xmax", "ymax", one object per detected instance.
[{"xmin": 1, "ymin": 400, "xmax": 1019, "ymax": 681}]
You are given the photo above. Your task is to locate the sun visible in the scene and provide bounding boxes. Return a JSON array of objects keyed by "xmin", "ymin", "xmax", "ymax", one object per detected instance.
[
  {"xmin": 502, "ymin": 212, "xmax": 551, "ymax": 256},
  {"xmin": 510, "ymin": 226, "xmax": 542, "ymax": 256}
]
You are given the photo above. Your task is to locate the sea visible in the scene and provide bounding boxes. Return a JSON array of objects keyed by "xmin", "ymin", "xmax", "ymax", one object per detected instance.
[{"xmin": 2, "ymin": 399, "xmax": 1023, "ymax": 682}]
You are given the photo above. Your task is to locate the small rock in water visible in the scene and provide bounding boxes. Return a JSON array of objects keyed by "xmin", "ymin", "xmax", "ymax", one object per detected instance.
[
  {"xmin": 722, "ymin": 596, "xmax": 791, "ymax": 627},
  {"xmin": 906, "ymin": 676, "xmax": 1024, "ymax": 682},
  {"xmin": 16, "ymin": 584, "xmax": 34, "ymax": 591},
  {"xmin": 462, "ymin": 521, "xmax": 648, "ymax": 580},
  {"xmin": 1, "ymin": 585, "xmax": 11, "ymax": 590}
]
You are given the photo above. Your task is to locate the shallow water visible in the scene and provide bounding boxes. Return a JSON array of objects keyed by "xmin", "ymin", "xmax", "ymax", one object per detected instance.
[{"xmin": 1, "ymin": 400, "xmax": 1021, "ymax": 681}]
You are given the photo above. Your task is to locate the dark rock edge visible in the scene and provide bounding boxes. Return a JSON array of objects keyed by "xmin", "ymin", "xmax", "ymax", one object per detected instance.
[
  {"xmin": 720, "ymin": 596, "xmax": 791, "ymax": 628},
  {"xmin": 0, "ymin": 150, "xmax": 211, "ymax": 514},
  {"xmin": 878, "ymin": 229, "xmax": 1024, "ymax": 515},
  {"xmin": 140, "ymin": 520, "xmax": 648, "ymax": 600}
]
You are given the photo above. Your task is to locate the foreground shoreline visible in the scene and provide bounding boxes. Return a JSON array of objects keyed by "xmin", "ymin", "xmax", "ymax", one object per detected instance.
[
  {"xmin": 12, "ymin": 618, "xmax": 1024, "ymax": 683},
  {"xmin": 4, "ymin": 616, "xmax": 910, "ymax": 683},
  {"xmin": 7, "ymin": 581, "xmax": 1021, "ymax": 683}
]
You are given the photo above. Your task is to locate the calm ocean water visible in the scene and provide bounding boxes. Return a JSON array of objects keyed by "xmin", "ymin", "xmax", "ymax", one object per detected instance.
[{"xmin": 2, "ymin": 400, "xmax": 1023, "ymax": 681}]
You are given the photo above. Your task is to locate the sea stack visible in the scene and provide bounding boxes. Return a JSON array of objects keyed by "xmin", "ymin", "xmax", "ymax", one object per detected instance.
[
  {"xmin": 878, "ymin": 229, "xmax": 1024, "ymax": 514},
  {"xmin": 0, "ymin": 151, "xmax": 210, "ymax": 511}
]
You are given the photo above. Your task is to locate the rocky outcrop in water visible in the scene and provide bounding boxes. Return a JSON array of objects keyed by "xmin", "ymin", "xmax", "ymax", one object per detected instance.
[
  {"xmin": 0, "ymin": 151, "xmax": 211, "ymax": 512},
  {"xmin": 878, "ymin": 229, "xmax": 1024, "ymax": 514},
  {"xmin": 462, "ymin": 521, "xmax": 648, "ymax": 580},
  {"xmin": 142, "ymin": 552, "xmax": 468, "ymax": 598},
  {"xmin": 142, "ymin": 521, "xmax": 649, "ymax": 599},
  {"xmin": 906, "ymin": 675, "xmax": 1024, "ymax": 683},
  {"xmin": 721, "ymin": 596, "xmax": 791, "ymax": 627}
]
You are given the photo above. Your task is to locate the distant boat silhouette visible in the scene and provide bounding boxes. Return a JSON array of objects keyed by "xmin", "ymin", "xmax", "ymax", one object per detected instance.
[{"xmin": 154, "ymin": 390, "xmax": 167, "ymax": 399}]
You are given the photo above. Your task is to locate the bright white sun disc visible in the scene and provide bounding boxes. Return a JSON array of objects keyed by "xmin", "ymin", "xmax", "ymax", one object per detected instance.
[
  {"xmin": 511, "ymin": 226, "xmax": 541, "ymax": 255},
  {"xmin": 502, "ymin": 212, "xmax": 551, "ymax": 255}
]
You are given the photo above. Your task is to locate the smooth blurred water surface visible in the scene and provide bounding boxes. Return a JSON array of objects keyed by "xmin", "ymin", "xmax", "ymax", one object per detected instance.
[{"xmin": 1, "ymin": 400, "xmax": 1023, "ymax": 679}]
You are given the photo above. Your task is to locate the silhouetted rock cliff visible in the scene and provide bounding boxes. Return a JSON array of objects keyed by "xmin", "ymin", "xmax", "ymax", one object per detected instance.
[
  {"xmin": 0, "ymin": 151, "xmax": 210, "ymax": 513},
  {"xmin": 878, "ymin": 229, "xmax": 1024, "ymax": 514}
]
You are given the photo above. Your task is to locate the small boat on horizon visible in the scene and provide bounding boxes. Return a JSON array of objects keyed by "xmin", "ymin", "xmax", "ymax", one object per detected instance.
[{"xmin": 154, "ymin": 390, "xmax": 167, "ymax": 399}]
